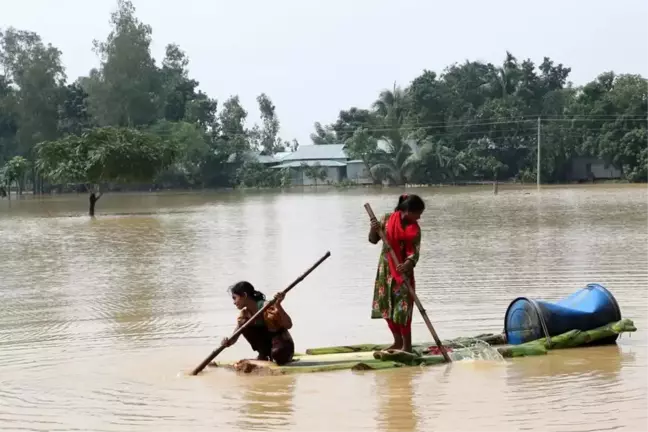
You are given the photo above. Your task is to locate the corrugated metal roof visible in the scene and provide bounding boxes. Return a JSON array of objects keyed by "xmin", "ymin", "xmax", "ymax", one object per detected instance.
[
  {"xmin": 256, "ymin": 154, "xmax": 277, "ymax": 164},
  {"xmin": 274, "ymin": 151, "xmax": 292, "ymax": 160},
  {"xmin": 227, "ymin": 150, "xmax": 293, "ymax": 164},
  {"xmin": 226, "ymin": 139, "xmax": 405, "ymax": 164},
  {"xmin": 280, "ymin": 144, "xmax": 346, "ymax": 161},
  {"xmin": 272, "ymin": 160, "xmax": 347, "ymax": 169}
]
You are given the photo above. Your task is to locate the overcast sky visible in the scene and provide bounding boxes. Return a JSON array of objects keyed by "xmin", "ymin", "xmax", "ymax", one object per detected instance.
[{"xmin": 2, "ymin": 0, "xmax": 647, "ymax": 144}]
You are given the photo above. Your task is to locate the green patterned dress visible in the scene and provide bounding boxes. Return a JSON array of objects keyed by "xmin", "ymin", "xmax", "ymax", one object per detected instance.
[{"xmin": 370, "ymin": 212, "xmax": 421, "ymax": 325}]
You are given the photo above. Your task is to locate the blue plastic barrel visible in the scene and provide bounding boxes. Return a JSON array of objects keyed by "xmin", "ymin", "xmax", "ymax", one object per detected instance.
[{"xmin": 504, "ymin": 283, "xmax": 622, "ymax": 345}]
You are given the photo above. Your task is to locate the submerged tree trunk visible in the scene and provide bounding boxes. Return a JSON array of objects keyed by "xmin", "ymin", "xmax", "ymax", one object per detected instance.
[{"xmin": 88, "ymin": 192, "xmax": 103, "ymax": 217}]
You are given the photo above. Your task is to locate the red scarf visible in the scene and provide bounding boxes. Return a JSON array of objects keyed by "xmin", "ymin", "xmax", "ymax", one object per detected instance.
[{"xmin": 385, "ymin": 211, "xmax": 419, "ymax": 285}]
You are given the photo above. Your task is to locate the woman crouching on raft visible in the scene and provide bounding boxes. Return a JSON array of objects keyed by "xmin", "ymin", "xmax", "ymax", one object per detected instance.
[
  {"xmin": 368, "ymin": 194, "xmax": 425, "ymax": 353},
  {"xmin": 221, "ymin": 281, "xmax": 295, "ymax": 365}
]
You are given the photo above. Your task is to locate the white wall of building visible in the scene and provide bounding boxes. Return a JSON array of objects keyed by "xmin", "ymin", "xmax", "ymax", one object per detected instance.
[
  {"xmin": 346, "ymin": 161, "xmax": 374, "ymax": 184},
  {"xmin": 288, "ymin": 166, "xmax": 343, "ymax": 185}
]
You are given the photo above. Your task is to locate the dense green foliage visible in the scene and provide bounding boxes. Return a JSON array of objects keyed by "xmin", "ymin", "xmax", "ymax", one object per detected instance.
[
  {"xmin": 1, "ymin": 0, "xmax": 645, "ymax": 193},
  {"xmin": 35, "ymin": 126, "xmax": 178, "ymax": 185},
  {"xmin": 0, "ymin": 0, "xmax": 290, "ymax": 192},
  {"xmin": 332, "ymin": 60, "xmax": 647, "ymax": 185}
]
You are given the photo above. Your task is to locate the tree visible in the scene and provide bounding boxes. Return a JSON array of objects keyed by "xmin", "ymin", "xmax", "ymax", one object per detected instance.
[
  {"xmin": 364, "ymin": 83, "xmax": 422, "ymax": 185},
  {"xmin": 368, "ymin": 138, "xmax": 421, "ymax": 185},
  {"xmin": 83, "ymin": 0, "xmax": 161, "ymax": 127},
  {"xmin": 35, "ymin": 126, "xmax": 178, "ymax": 215},
  {"xmin": 344, "ymin": 127, "xmax": 380, "ymax": 183},
  {"xmin": 314, "ymin": 52, "xmax": 646, "ymax": 185},
  {"xmin": 58, "ymin": 82, "xmax": 94, "ymax": 135},
  {"xmin": 0, "ymin": 27, "xmax": 66, "ymax": 192},
  {"xmin": 0, "ymin": 73, "xmax": 18, "ymax": 166},
  {"xmin": 184, "ymin": 91, "xmax": 218, "ymax": 131},
  {"xmin": 216, "ymin": 95, "xmax": 249, "ymax": 157},
  {"xmin": 332, "ymin": 107, "xmax": 378, "ymax": 142},
  {"xmin": 289, "ymin": 139, "xmax": 299, "ymax": 152},
  {"xmin": 302, "ymin": 162, "xmax": 327, "ymax": 187},
  {"xmin": 255, "ymin": 93, "xmax": 283, "ymax": 155},
  {"xmin": 310, "ymin": 122, "xmax": 338, "ymax": 144},
  {"xmin": 1, "ymin": 155, "xmax": 29, "ymax": 198},
  {"xmin": 159, "ymin": 43, "xmax": 197, "ymax": 123},
  {"xmin": 406, "ymin": 70, "xmax": 448, "ymax": 135},
  {"xmin": 235, "ymin": 160, "xmax": 290, "ymax": 188},
  {"xmin": 1, "ymin": 10, "xmax": 645, "ymax": 193},
  {"xmin": 148, "ymin": 120, "xmax": 210, "ymax": 187}
]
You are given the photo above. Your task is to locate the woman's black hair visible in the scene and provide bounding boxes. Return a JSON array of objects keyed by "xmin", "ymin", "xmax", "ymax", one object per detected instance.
[
  {"xmin": 395, "ymin": 193, "xmax": 425, "ymax": 212},
  {"xmin": 229, "ymin": 281, "xmax": 266, "ymax": 301}
]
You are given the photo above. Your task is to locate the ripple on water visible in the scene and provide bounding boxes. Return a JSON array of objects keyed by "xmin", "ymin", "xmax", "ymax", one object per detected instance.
[{"xmin": 0, "ymin": 186, "xmax": 646, "ymax": 431}]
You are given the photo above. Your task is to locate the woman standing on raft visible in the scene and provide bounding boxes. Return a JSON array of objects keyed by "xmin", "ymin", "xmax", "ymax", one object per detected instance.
[
  {"xmin": 221, "ymin": 281, "xmax": 295, "ymax": 365},
  {"xmin": 368, "ymin": 194, "xmax": 425, "ymax": 353}
]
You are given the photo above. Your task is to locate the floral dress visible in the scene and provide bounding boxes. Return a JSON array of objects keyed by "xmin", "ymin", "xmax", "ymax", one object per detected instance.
[{"xmin": 370, "ymin": 212, "xmax": 421, "ymax": 326}]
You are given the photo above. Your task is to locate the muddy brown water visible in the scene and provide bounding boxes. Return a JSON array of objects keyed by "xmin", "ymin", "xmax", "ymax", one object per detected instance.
[{"xmin": 0, "ymin": 184, "xmax": 646, "ymax": 431}]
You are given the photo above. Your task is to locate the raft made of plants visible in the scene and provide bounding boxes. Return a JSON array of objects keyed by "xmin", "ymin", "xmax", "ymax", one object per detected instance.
[{"xmin": 209, "ymin": 319, "xmax": 636, "ymax": 375}]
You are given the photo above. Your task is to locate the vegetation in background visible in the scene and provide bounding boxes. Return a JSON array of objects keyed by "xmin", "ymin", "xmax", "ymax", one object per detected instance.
[
  {"xmin": 0, "ymin": 0, "xmax": 646, "ymax": 199},
  {"xmin": 35, "ymin": 126, "xmax": 178, "ymax": 214}
]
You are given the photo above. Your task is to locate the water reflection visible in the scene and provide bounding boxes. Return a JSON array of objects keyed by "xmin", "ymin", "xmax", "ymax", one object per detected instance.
[
  {"xmin": 506, "ymin": 345, "xmax": 628, "ymax": 382},
  {"xmin": 235, "ymin": 374, "xmax": 296, "ymax": 430},
  {"xmin": 89, "ymin": 217, "xmax": 166, "ymax": 345},
  {"xmin": 0, "ymin": 218, "xmax": 75, "ymax": 370},
  {"xmin": 503, "ymin": 345, "xmax": 643, "ymax": 432},
  {"xmin": 374, "ymin": 370, "xmax": 418, "ymax": 432}
]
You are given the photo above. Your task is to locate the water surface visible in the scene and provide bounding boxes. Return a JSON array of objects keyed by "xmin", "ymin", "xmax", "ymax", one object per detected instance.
[{"xmin": 1, "ymin": 184, "xmax": 646, "ymax": 431}]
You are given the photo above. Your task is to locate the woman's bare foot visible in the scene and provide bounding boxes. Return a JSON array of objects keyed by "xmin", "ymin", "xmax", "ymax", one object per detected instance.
[{"xmin": 385, "ymin": 333, "xmax": 404, "ymax": 351}]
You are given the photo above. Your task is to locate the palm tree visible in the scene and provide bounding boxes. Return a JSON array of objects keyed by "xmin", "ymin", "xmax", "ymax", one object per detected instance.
[
  {"xmin": 372, "ymin": 82, "xmax": 409, "ymax": 122},
  {"xmin": 366, "ymin": 83, "xmax": 424, "ymax": 185},
  {"xmin": 419, "ymin": 139, "xmax": 467, "ymax": 183},
  {"xmin": 369, "ymin": 136, "xmax": 421, "ymax": 185},
  {"xmin": 486, "ymin": 52, "xmax": 522, "ymax": 99}
]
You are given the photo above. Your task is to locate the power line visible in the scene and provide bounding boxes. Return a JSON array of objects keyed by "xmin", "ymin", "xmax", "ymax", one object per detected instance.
[{"xmin": 311, "ymin": 115, "xmax": 647, "ymax": 136}]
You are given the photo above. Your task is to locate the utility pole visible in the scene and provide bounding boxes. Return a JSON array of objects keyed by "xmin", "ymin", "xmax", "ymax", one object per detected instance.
[{"xmin": 537, "ymin": 116, "xmax": 541, "ymax": 191}]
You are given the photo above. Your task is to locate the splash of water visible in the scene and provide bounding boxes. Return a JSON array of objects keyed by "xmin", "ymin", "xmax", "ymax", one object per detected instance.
[{"xmin": 447, "ymin": 339, "xmax": 505, "ymax": 362}]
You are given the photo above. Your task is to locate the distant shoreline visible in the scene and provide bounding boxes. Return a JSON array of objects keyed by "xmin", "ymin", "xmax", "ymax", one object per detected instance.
[{"xmin": 1, "ymin": 178, "xmax": 641, "ymax": 199}]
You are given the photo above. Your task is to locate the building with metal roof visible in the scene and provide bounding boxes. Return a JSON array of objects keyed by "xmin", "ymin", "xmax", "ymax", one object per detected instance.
[
  {"xmin": 268, "ymin": 144, "xmax": 375, "ymax": 186},
  {"xmin": 226, "ymin": 150, "xmax": 292, "ymax": 165},
  {"xmin": 228, "ymin": 139, "xmax": 407, "ymax": 186}
]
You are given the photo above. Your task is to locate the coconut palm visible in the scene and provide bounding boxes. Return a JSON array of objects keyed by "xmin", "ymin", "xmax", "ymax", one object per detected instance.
[
  {"xmin": 369, "ymin": 136, "xmax": 420, "ymax": 185},
  {"xmin": 366, "ymin": 83, "xmax": 422, "ymax": 185},
  {"xmin": 372, "ymin": 83, "xmax": 409, "ymax": 121},
  {"xmin": 485, "ymin": 51, "xmax": 523, "ymax": 99}
]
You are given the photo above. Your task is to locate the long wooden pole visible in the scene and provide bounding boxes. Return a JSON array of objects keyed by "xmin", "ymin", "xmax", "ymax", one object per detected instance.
[
  {"xmin": 190, "ymin": 251, "xmax": 332, "ymax": 375},
  {"xmin": 364, "ymin": 203, "xmax": 451, "ymax": 363}
]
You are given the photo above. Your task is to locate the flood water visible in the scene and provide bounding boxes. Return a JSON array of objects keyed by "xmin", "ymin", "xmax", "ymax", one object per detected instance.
[{"xmin": 1, "ymin": 184, "xmax": 646, "ymax": 431}]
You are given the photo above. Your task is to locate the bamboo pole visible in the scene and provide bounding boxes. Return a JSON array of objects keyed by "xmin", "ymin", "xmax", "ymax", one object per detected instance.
[{"xmin": 190, "ymin": 251, "xmax": 332, "ymax": 375}]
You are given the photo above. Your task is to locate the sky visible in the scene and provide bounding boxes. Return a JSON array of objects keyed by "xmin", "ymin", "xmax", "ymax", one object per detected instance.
[{"xmin": 2, "ymin": 0, "xmax": 647, "ymax": 145}]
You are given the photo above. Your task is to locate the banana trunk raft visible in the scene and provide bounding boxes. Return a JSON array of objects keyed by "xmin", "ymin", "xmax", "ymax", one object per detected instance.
[{"xmin": 208, "ymin": 319, "xmax": 636, "ymax": 375}]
